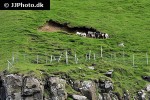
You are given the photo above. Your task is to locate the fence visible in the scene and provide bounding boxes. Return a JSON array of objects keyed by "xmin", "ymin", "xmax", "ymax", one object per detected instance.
[{"xmin": 6, "ymin": 46, "xmax": 149, "ymax": 70}]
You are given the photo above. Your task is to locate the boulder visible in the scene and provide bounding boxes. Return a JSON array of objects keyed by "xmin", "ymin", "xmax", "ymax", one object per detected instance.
[
  {"xmin": 72, "ymin": 94, "xmax": 87, "ymax": 100},
  {"xmin": 5, "ymin": 74, "xmax": 22, "ymax": 100},
  {"xmin": 137, "ymin": 90, "xmax": 146, "ymax": 100},
  {"xmin": 105, "ymin": 70, "xmax": 113, "ymax": 78},
  {"xmin": 79, "ymin": 81, "xmax": 98, "ymax": 100},
  {"xmin": 146, "ymin": 84, "xmax": 150, "ymax": 92},
  {"xmin": 73, "ymin": 80, "xmax": 81, "ymax": 91},
  {"xmin": 46, "ymin": 76, "xmax": 67, "ymax": 100},
  {"xmin": 0, "ymin": 76, "xmax": 7, "ymax": 100},
  {"xmin": 88, "ymin": 66, "xmax": 95, "ymax": 70},
  {"xmin": 142, "ymin": 76, "xmax": 150, "ymax": 82},
  {"xmin": 102, "ymin": 93, "xmax": 112, "ymax": 100},
  {"xmin": 123, "ymin": 90, "xmax": 130, "ymax": 100},
  {"xmin": 22, "ymin": 76, "xmax": 44, "ymax": 100},
  {"xmin": 99, "ymin": 80, "xmax": 113, "ymax": 93}
]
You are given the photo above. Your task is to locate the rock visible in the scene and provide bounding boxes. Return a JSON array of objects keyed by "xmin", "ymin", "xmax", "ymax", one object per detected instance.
[
  {"xmin": 137, "ymin": 90, "xmax": 146, "ymax": 100},
  {"xmin": 0, "ymin": 76, "xmax": 7, "ymax": 100},
  {"xmin": 123, "ymin": 90, "xmax": 130, "ymax": 100},
  {"xmin": 79, "ymin": 81, "xmax": 97, "ymax": 100},
  {"xmin": 146, "ymin": 84, "xmax": 150, "ymax": 92},
  {"xmin": 99, "ymin": 80, "xmax": 113, "ymax": 93},
  {"xmin": 88, "ymin": 66, "xmax": 95, "ymax": 70},
  {"xmin": 142, "ymin": 76, "xmax": 150, "ymax": 82},
  {"xmin": 22, "ymin": 76, "xmax": 44, "ymax": 100},
  {"xmin": 98, "ymin": 94, "xmax": 103, "ymax": 100},
  {"xmin": 46, "ymin": 76, "xmax": 67, "ymax": 100},
  {"xmin": 102, "ymin": 93, "xmax": 112, "ymax": 100},
  {"xmin": 72, "ymin": 94, "xmax": 87, "ymax": 100},
  {"xmin": 118, "ymin": 43, "xmax": 124, "ymax": 47},
  {"xmin": 105, "ymin": 70, "xmax": 114, "ymax": 78},
  {"xmin": 73, "ymin": 80, "xmax": 81, "ymax": 91},
  {"xmin": 5, "ymin": 74, "xmax": 22, "ymax": 100}
]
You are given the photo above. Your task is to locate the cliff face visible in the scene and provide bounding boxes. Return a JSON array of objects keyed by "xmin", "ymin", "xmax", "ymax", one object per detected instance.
[{"xmin": 0, "ymin": 74, "xmax": 149, "ymax": 100}]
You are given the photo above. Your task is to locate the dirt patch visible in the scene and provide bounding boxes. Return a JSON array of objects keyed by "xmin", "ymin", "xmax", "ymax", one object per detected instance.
[
  {"xmin": 38, "ymin": 20, "xmax": 99, "ymax": 33},
  {"xmin": 39, "ymin": 23, "xmax": 67, "ymax": 32}
]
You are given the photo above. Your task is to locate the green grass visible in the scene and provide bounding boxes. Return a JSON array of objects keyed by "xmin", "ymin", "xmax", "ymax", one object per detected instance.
[{"xmin": 0, "ymin": 0, "xmax": 150, "ymax": 97}]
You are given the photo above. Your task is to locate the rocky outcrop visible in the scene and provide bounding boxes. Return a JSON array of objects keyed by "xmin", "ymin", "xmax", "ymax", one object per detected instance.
[
  {"xmin": 79, "ymin": 81, "xmax": 97, "ymax": 100},
  {"xmin": 22, "ymin": 76, "xmax": 44, "ymax": 100},
  {"xmin": 5, "ymin": 74, "xmax": 22, "ymax": 100},
  {"xmin": 0, "ymin": 76, "xmax": 7, "ymax": 100},
  {"xmin": 70, "ymin": 79, "xmax": 119, "ymax": 100},
  {"xmin": 1, "ymin": 73, "xmax": 150, "ymax": 100},
  {"xmin": 98, "ymin": 80, "xmax": 113, "ymax": 93},
  {"xmin": 146, "ymin": 84, "xmax": 150, "ymax": 92},
  {"xmin": 3, "ymin": 74, "xmax": 44, "ymax": 100},
  {"xmin": 45, "ymin": 76, "xmax": 67, "ymax": 100}
]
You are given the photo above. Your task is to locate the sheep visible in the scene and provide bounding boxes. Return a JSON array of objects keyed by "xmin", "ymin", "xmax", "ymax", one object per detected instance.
[
  {"xmin": 76, "ymin": 32, "xmax": 81, "ymax": 35},
  {"xmin": 104, "ymin": 33, "xmax": 109, "ymax": 39},
  {"xmin": 80, "ymin": 32, "xmax": 86, "ymax": 37}
]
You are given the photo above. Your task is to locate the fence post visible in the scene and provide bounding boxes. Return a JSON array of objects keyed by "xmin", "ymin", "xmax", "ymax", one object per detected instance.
[
  {"xmin": 50, "ymin": 55, "xmax": 53, "ymax": 63},
  {"xmin": 146, "ymin": 52, "xmax": 148, "ymax": 65},
  {"xmin": 7, "ymin": 60, "xmax": 13, "ymax": 71},
  {"xmin": 85, "ymin": 54, "xmax": 88, "ymax": 61},
  {"xmin": 89, "ymin": 50, "xmax": 91, "ymax": 60},
  {"xmin": 75, "ymin": 53, "xmax": 78, "ymax": 64},
  {"xmin": 101, "ymin": 46, "xmax": 103, "ymax": 58},
  {"xmin": 58, "ymin": 55, "xmax": 62, "ymax": 62},
  {"xmin": 7, "ymin": 60, "xmax": 10, "ymax": 71},
  {"xmin": 66, "ymin": 51, "xmax": 68, "ymax": 65},
  {"xmin": 133, "ymin": 54, "xmax": 135, "ymax": 67},
  {"xmin": 123, "ymin": 50, "xmax": 125, "ymax": 63}
]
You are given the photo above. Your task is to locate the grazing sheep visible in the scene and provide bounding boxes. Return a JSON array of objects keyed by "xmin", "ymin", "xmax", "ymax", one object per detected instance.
[
  {"xmin": 104, "ymin": 33, "xmax": 109, "ymax": 39},
  {"xmin": 95, "ymin": 32, "xmax": 101, "ymax": 39},
  {"xmin": 76, "ymin": 32, "xmax": 81, "ymax": 35},
  {"xmin": 80, "ymin": 32, "xmax": 86, "ymax": 37},
  {"xmin": 101, "ymin": 33, "xmax": 105, "ymax": 39},
  {"xmin": 87, "ymin": 31, "xmax": 93, "ymax": 37},
  {"xmin": 91, "ymin": 33, "xmax": 96, "ymax": 38}
]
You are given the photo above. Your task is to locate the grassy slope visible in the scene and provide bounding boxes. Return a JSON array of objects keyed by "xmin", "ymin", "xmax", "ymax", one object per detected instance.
[{"xmin": 0, "ymin": 0, "xmax": 150, "ymax": 97}]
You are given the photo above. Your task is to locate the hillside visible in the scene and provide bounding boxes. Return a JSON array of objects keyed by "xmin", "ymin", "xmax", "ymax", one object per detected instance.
[{"xmin": 0, "ymin": 0, "xmax": 150, "ymax": 99}]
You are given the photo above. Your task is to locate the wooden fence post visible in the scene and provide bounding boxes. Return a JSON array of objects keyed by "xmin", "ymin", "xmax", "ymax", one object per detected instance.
[
  {"xmin": 89, "ymin": 50, "xmax": 91, "ymax": 60},
  {"xmin": 12, "ymin": 53, "xmax": 15, "ymax": 64},
  {"xmin": 133, "ymin": 54, "xmax": 135, "ymax": 67},
  {"xmin": 50, "ymin": 55, "xmax": 53, "ymax": 63},
  {"xmin": 75, "ymin": 53, "xmax": 78, "ymax": 64},
  {"xmin": 7, "ymin": 60, "xmax": 13, "ymax": 71},
  {"xmin": 146, "ymin": 52, "xmax": 148, "ymax": 65},
  {"xmin": 101, "ymin": 46, "xmax": 103, "ymax": 58},
  {"xmin": 66, "ymin": 51, "xmax": 68, "ymax": 65},
  {"xmin": 85, "ymin": 54, "xmax": 88, "ymax": 61},
  {"xmin": 123, "ymin": 50, "xmax": 125, "ymax": 63}
]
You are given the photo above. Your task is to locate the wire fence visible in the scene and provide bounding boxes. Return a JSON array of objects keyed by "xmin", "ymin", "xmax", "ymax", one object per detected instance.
[{"xmin": 6, "ymin": 46, "xmax": 149, "ymax": 71}]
